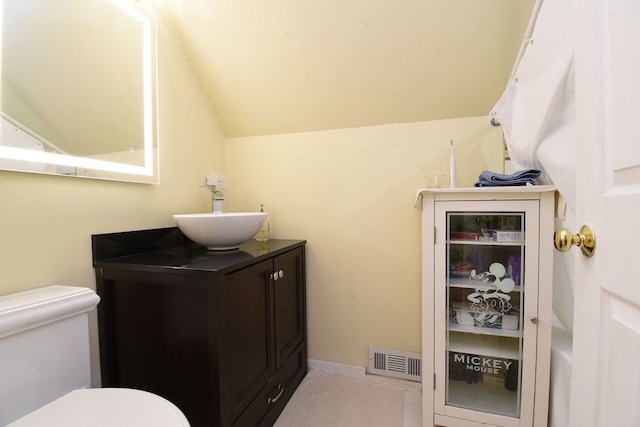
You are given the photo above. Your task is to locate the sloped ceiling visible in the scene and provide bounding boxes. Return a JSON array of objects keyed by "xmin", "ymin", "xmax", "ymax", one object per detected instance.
[{"xmin": 152, "ymin": 0, "xmax": 534, "ymax": 137}]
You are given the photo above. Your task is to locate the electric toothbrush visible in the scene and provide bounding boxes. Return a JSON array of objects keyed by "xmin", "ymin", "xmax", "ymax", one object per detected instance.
[{"xmin": 449, "ymin": 139, "xmax": 457, "ymax": 188}]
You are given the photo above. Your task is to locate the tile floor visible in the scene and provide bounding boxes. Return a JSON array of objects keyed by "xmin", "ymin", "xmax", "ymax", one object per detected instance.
[{"xmin": 275, "ymin": 368, "xmax": 421, "ymax": 427}]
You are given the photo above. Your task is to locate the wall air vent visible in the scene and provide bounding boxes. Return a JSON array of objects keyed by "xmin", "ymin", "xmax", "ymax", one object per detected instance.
[{"xmin": 367, "ymin": 346, "xmax": 421, "ymax": 382}]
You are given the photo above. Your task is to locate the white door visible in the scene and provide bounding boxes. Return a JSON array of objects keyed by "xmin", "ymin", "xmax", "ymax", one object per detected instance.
[{"xmin": 570, "ymin": 0, "xmax": 640, "ymax": 425}]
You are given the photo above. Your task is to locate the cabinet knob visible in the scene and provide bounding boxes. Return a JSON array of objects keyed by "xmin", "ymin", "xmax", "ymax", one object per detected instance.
[
  {"xmin": 530, "ymin": 316, "xmax": 539, "ymax": 324},
  {"xmin": 271, "ymin": 270, "xmax": 284, "ymax": 281}
]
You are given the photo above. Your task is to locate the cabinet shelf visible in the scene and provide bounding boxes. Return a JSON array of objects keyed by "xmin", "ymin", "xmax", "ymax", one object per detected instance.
[
  {"xmin": 447, "ymin": 239, "xmax": 524, "ymax": 247},
  {"xmin": 446, "ymin": 380, "xmax": 519, "ymax": 419},
  {"xmin": 449, "ymin": 318, "xmax": 522, "ymax": 339},
  {"xmin": 448, "ymin": 330, "xmax": 521, "ymax": 360},
  {"xmin": 448, "ymin": 277, "xmax": 523, "ymax": 292}
]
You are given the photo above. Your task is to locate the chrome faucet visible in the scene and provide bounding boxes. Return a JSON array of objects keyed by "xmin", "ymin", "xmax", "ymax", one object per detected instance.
[
  {"xmin": 201, "ymin": 177, "xmax": 226, "ymax": 213},
  {"xmin": 211, "ymin": 186, "xmax": 224, "ymax": 213}
]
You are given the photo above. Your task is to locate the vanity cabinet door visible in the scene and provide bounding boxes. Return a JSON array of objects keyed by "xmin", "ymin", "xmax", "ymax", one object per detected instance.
[
  {"xmin": 273, "ymin": 247, "xmax": 305, "ymax": 367},
  {"xmin": 232, "ymin": 247, "xmax": 307, "ymax": 427},
  {"xmin": 219, "ymin": 259, "xmax": 275, "ymax": 426}
]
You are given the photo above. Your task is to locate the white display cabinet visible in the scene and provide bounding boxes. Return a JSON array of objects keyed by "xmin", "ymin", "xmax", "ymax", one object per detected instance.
[{"xmin": 419, "ymin": 186, "xmax": 556, "ymax": 427}]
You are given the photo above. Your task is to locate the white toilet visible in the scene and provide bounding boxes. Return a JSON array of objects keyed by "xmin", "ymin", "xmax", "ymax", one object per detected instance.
[{"xmin": 0, "ymin": 285, "xmax": 190, "ymax": 426}]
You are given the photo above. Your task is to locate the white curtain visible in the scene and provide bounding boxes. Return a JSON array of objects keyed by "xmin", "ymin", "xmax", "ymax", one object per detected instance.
[{"xmin": 490, "ymin": 0, "xmax": 576, "ymax": 332}]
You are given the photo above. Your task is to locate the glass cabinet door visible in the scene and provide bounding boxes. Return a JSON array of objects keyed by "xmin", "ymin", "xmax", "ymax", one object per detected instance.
[{"xmin": 445, "ymin": 212, "xmax": 525, "ymax": 418}]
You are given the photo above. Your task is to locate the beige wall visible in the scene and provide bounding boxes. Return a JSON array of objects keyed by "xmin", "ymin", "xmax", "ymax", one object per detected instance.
[
  {"xmin": 225, "ymin": 118, "xmax": 504, "ymax": 368},
  {"xmin": 0, "ymin": 24, "xmax": 225, "ymax": 383},
  {"xmin": 0, "ymin": 11, "xmax": 506, "ymax": 379}
]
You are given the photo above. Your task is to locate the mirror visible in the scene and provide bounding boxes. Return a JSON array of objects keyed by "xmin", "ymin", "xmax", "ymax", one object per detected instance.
[{"xmin": 0, "ymin": 0, "xmax": 158, "ymax": 184}]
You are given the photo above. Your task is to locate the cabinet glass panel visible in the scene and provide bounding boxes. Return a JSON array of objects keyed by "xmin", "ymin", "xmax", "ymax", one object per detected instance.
[{"xmin": 445, "ymin": 212, "xmax": 525, "ymax": 418}]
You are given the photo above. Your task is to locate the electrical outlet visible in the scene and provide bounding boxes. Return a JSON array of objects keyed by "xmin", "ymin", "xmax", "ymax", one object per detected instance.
[{"xmin": 206, "ymin": 174, "xmax": 226, "ymax": 188}]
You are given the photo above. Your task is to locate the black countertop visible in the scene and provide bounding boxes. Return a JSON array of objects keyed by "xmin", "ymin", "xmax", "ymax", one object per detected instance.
[{"xmin": 92, "ymin": 227, "xmax": 305, "ymax": 274}]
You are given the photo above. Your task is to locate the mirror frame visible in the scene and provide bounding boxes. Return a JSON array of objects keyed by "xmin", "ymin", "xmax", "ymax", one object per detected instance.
[{"xmin": 0, "ymin": 0, "xmax": 159, "ymax": 184}]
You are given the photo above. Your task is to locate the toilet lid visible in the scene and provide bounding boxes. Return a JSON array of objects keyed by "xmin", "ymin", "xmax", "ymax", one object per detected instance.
[{"xmin": 7, "ymin": 388, "xmax": 191, "ymax": 427}]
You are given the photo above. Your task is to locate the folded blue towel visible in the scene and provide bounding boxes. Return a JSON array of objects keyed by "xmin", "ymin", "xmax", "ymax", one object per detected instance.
[{"xmin": 474, "ymin": 169, "xmax": 541, "ymax": 187}]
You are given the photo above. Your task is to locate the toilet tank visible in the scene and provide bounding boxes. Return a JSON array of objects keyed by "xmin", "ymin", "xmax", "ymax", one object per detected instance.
[{"xmin": 0, "ymin": 285, "xmax": 100, "ymax": 425}]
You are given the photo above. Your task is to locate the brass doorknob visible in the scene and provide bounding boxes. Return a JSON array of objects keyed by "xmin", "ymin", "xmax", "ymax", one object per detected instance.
[{"xmin": 554, "ymin": 225, "xmax": 596, "ymax": 257}]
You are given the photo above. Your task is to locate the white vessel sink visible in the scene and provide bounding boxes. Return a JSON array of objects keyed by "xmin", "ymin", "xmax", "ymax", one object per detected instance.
[{"xmin": 173, "ymin": 212, "xmax": 267, "ymax": 250}]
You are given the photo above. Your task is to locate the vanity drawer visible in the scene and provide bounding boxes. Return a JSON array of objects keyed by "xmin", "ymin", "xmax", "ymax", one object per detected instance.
[{"xmin": 233, "ymin": 343, "xmax": 307, "ymax": 427}]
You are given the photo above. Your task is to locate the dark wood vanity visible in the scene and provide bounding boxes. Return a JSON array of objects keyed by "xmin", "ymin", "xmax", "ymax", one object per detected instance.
[{"xmin": 92, "ymin": 228, "xmax": 307, "ymax": 427}]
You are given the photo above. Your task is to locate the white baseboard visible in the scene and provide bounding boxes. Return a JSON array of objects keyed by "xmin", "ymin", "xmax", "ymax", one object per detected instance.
[{"xmin": 307, "ymin": 358, "xmax": 365, "ymax": 377}]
